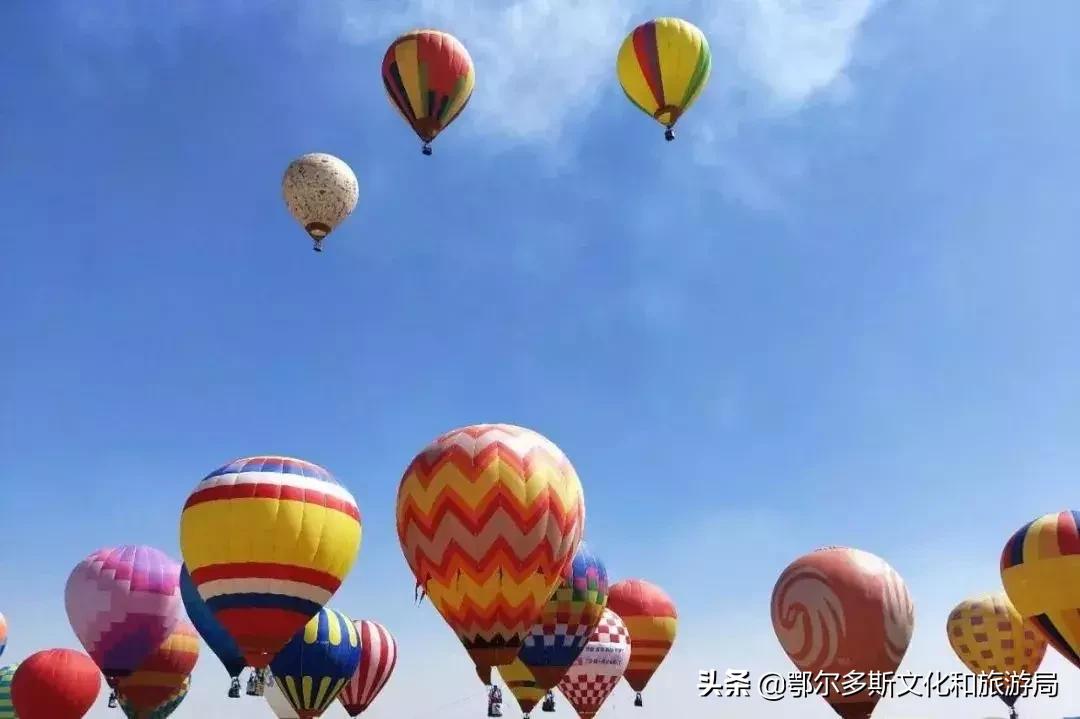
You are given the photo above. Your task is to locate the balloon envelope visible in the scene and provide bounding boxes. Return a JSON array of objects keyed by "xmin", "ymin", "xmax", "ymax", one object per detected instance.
[
  {"xmin": 338, "ymin": 620, "xmax": 397, "ymax": 716},
  {"xmin": 1001, "ymin": 510, "xmax": 1080, "ymax": 669},
  {"xmin": 606, "ymin": 578, "xmax": 676, "ymax": 702},
  {"xmin": 180, "ymin": 564, "xmax": 246, "ymax": 679},
  {"xmin": 946, "ymin": 592, "xmax": 1047, "ymax": 708},
  {"xmin": 616, "ymin": 18, "xmax": 711, "ymax": 136},
  {"xmin": 64, "ymin": 546, "xmax": 183, "ymax": 681},
  {"xmin": 281, "ymin": 153, "xmax": 359, "ymax": 247},
  {"xmin": 396, "ymin": 424, "xmax": 586, "ymax": 682},
  {"xmin": 11, "ymin": 649, "xmax": 101, "ymax": 719},
  {"xmin": 382, "ymin": 30, "xmax": 475, "ymax": 149},
  {"xmin": 114, "ymin": 621, "xmax": 199, "ymax": 712},
  {"xmin": 0, "ymin": 613, "xmax": 7, "ymax": 659},
  {"xmin": 0, "ymin": 664, "xmax": 16, "ymax": 719},
  {"xmin": 270, "ymin": 607, "xmax": 362, "ymax": 719},
  {"xmin": 497, "ymin": 658, "xmax": 545, "ymax": 715},
  {"xmin": 266, "ymin": 676, "xmax": 300, "ymax": 719},
  {"xmin": 518, "ymin": 541, "xmax": 608, "ymax": 689},
  {"xmin": 771, "ymin": 546, "xmax": 915, "ymax": 719},
  {"xmin": 118, "ymin": 676, "xmax": 190, "ymax": 719},
  {"xmin": 179, "ymin": 456, "xmax": 362, "ymax": 668},
  {"xmin": 557, "ymin": 609, "xmax": 631, "ymax": 719}
]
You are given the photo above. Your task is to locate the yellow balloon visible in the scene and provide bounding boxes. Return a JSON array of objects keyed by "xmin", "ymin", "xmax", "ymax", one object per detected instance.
[
  {"xmin": 496, "ymin": 658, "xmax": 546, "ymax": 716},
  {"xmin": 616, "ymin": 17, "xmax": 711, "ymax": 141}
]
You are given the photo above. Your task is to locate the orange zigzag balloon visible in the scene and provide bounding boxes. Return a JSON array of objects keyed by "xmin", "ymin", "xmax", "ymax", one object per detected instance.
[{"xmin": 396, "ymin": 424, "xmax": 585, "ymax": 683}]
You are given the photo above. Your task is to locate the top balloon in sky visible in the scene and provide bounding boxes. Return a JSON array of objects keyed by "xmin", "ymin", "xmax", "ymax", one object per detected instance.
[
  {"xmin": 396, "ymin": 423, "xmax": 586, "ymax": 684},
  {"xmin": 771, "ymin": 546, "xmax": 914, "ymax": 719},
  {"xmin": 382, "ymin": 29, "xmax": 475, "ymax": 155},
  {"xmin": 616, "ymin": 17, "xmax": 711, "ymax": 141},
  {"xmin": 179, "ymin": 456, "xmax": 362, "ymax": 670},
  {"xmin": 282, "ymin": 153, "xmax": 359, "ymax": 252}
]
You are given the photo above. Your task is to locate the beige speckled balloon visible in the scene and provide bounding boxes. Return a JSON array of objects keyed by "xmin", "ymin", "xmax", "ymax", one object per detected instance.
[{"xmin": 281, "ymin": 153, "xmax": 359, "ymax": 252}]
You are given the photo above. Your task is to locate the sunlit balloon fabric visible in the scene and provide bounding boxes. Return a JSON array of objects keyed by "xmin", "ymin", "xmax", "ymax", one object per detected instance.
[
  {"xmin": 771, "ymin": 547, "xmax": 915, "ymax": 719},
  {"xmin": 338, "ymin": 620, "xmax": 397, "ymax": 716},
  {"xmin": 118, "ymin": 676, "xmax": 189, "ymax": 719},
  {"xmin": 114, "ymin": 621, "xmax": 199, "ymax": 712},
  {"xmin": 557, "ymin": 609, "xmax": 631, "ymax": 719},
  {"xmin": 497, "ymin": 658, "xmax": 545, "ymax": 716},
  {"xmin": 11, "ymin": 649, "xmax": 101, "ymax": 719},
  {"xmin": 0, "ymin": 613, "xmax": 7, "ymax": 659},
  {"xmin": 270, "ymin": 607, "xmax": 362, "ymax": 719},
  {"xmin": 1001, "ymin": 510, "xmax": 1080, "ymax": 669},
  {"xmin": 180, "ymin": 564, "xmax": 245, "ymax": 682},
  {"xmin": 606, "ymin": 578, "xmax": 676, "ymax": 705},
  {"xmin": 616, "ymin": 18, "xmax": 711, "ymax": 140},
  {"xmin": 64, "ymin": 546, "xmax": 183, "ymax": 681},
  {"xmin": 382, "ymin": 29, "xmax": 475, "ymax": 154},
  {"xmin": 947, "ymin": 592, "xmax": 1047, "ymax": 708},
  {"xmin": 0, "ymin": 664, "xmax": 16, "ymax": 719},
  {"xmin": 180, "ymin": 456, "xmax": 362, "ymax": 668},
  {"xmin": 518, "ymin": 541, "xmax": 608, "ymax": 689},
  {"xmin": 396, "ymin": 424, "xmax": 586, "ymax": 681}
]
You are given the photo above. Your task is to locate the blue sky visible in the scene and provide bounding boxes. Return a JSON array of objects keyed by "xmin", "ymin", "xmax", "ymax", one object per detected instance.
[{"xmin": 4, "ymin": 0, "xmax": 1080, "ymax": 716}]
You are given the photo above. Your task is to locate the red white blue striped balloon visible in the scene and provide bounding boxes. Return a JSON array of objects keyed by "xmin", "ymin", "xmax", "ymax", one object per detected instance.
[{"xmin": 338, "ymin": 620, "xmax": 397, "ymax": 716}]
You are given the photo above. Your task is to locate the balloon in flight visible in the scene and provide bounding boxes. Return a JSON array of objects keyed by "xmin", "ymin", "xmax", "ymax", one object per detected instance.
[
  {"xmin": 771, "ymin": 546, "xmax": 915, "ymax": 719},
  {"xmin": 282, "ymin": 153, "xmax": 359, "ymax": 252},
  {"xmin": 396, "ymin": 423, "xmax": 586, "ymax": 684},
  {"xmin": 616, "ymin": 17, "xmax": 711, "ymax": 141},
  {"xmin": 0, "ymin": 664, "xmax": 16, "ymax": 719},
  {"xmin": 1001, "ymin": 510, "xmax": 1080, "ymax": 669},
  {"xmin": 946, "ymin": 591, "xmax": 1047, "ymax": 712},
  {"xmin": 180, "ymin": 563, "xmax": 247, "ymax": 695},
  {"xmin": 607, "ymin": 578, "xmax": 677, "ymax": 707},
  {"xmin": 64, "ymin": 545, "xmax": 183, "ymax": 684},
  {"xmin": 11, "ymin": 649, "xmax": 101, "ymax": 719},
  {"xmin": 114, "ymin": 620, "xmax": 200, "ymax": 713},
  {"xmin": 179, "ymin": 456, "xmax": 362, "ymax": 670},
  {"xmin": 382, "ymin": 29, "xmax": 475, "ymax": 155},
  {"xmin": 557, "ymin": 609, "xmax": 631, "ymax": 719},
  {"xmin": 496, "ymin": 658, "xmax": 545, "ymax": 716},
  {"xmin": 269, "ymin": 607, "xmax": 362, "ymax": 719},
  {"xmin": 266, "ymin": 676, "xmax": 300, "ymax": 719},
  {"xmin": 338, "ymin": 620, "xmax": 398, "ymax": 716},
  {"xmin": 118, "ymin": 676, "xmax": 190, "ymax": 719},
  {"xmin": 518, "ymin": 541, "xmax": 609, "ymax": 690}
]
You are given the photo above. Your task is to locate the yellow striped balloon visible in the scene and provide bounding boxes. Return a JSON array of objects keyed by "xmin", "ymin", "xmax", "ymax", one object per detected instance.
[
  {"xmin": 496, "ymin": 658, "xmax": 545, "ymax": 716},
  {"xmin": 606, "ymin": 579, "xmax": 677, "ymax": 706},
  {"xmin": 269, "ymin": 608, "xmax": 361, "ymax": 719},
  {"xmin": 616, "ymin": 17, "xmax": 711, "ymax": 141}
]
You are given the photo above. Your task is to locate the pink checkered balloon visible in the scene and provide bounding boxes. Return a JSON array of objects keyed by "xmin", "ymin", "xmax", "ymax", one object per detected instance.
[{"xmin": 557, "ymin": 608, "xmax": 631, "ymax": 718}]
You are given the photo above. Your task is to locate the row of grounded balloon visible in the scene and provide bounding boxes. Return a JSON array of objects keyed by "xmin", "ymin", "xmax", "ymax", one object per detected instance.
[{"xmin": 282, "ymin": 18, "xmax": 713, "ymax": 253}]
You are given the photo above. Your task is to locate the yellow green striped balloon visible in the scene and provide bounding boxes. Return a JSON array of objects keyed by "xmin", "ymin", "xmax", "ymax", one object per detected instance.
[{"xmin": 0, "ymin": 664, "xmax": 17, "ymax": 719}]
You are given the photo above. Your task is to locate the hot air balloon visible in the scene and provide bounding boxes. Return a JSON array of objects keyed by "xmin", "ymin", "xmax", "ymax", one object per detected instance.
[
  {"xmin": 382, "ymin": 29, "xmax": 475, "ymax": 155},
  {"xmin": 616, "ymin": 18, "xmax": 712, "ymax": 141},
  {"xmin": 118, "ymin": 676, "xmax": 190, "ymax": 719},
  {"xmin": 282, "ymin": 153, "xmax": 359, "ymax": 252},
  {"xmin": 771, "ymin": 546, "xmax": 915, "ymax": 719},
  {"xmin": 180, "ymin": 564, "xmax": 247, "ymax": 696},
  {"xmin": 1001, "ymin": 510, "xmax": 1080, "ymax": 670},
  {"xmin": 947, "ymin": 592, "xmax": 1047, "ymax": 719},
  {"xmin": 64, "ymin": 546, "xmax": 182, "ymax": 688},
  {"xmin": 338, "ymin": 620, "xmax": 397, "ymax": 716},
  {"xmin": 0, "ymin": 613, "xmax": 7, "ymax": 659},
  {"xmin": 179, "ymin": 456, "xmax": 361, "ymax": 669},
  {"xmin": 606, "ymin": 578, "xmax": 676, "ymax": 707},
  {"xmin": 11, "ymin": 649, "xmax": 101, "ymax": 719},
  {"xmin": 0, "ymin": 664, "xmax": 17, "ymax": 719},
  {"xmin": 266, "ymin": 676, "xmax": 300, "ymax": 719},
  {"xmin": 557, "ymin": 609, "xmax": 631, "ymax": 719},
  {"xmin": 396, "ymin": 424, "xmax": 586, "ymax": 685},
  {"xmin": 114, "ymin": 621, "xmax": 199, "ymax": 715},
  {"xmin": 497, "ymin": 658, "xmax": 545, "ymax": 718},
  {"xmin": 518, "ymin": 542, "xmax": 608, "ymax": 690},
  {"xmin": 269, "ymin": 607, "xmax": 362, "ymax": 719}
]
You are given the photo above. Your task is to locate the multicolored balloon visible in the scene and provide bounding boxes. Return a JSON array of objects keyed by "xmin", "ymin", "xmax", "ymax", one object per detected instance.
[
  {"xmin": 338, "ymin": 620, "xmax": 398, "ymax": 716},
  {"xmin": 616, "ymin": 18, "xmax": 712, "ymax": 141},
  {"xmin": 180, "ymin": 564, "xmax": 246, "ymax": 692},
  {"xmin": 114, "ymin": 620, "xmax": 199, "ymax": 713},
  {"xmin": 557, "ymin": 609, "xmax": 631, "ymax": 719},
  {"xmin": 0, "ymin": 613, "xmax": 7, "ymax": 660},
  {"xmin": 1001, "ymin": 510, "xmax": 1080, "ymax": 669},
  {"xmin": 771, "ymin": 547, "xmax": 915, "ymax": 719},
  {"xmin": 64, "ymin": 546, "xmax": 183, "ymax": 683},
  {"xmin": 269, "ymin": 607, "xmax": 362, "ymax": 719},
  {"xmin": 266, "ymin": 676, "xmax": 300, "ymax": 719},
  {"xmin": 118, "ymin": 676, "xmax": 190, "ymax": 719},
  {"xmin": 179, "ymin": 456, "xmax": 362, "ymax": 669},
  {"xmin": 606, "ymin": 578, "xmax": 677, "ymax": 706},
  {"xmin": 382, "ymin": 29, "xmax": 475, "ymax": 155},
  {"xmin": 518, "ymin": 541, "xmax": 608, "ymax": 689},
  {"xmin": 282, "ymin": 153, "xmax": 359, "ymax": 252},
  {"xmin": 947, "ymin": 592, "xmax": 1047, "ymax": 711},
  {"xmin": 0, "ymin": 664, "xmax": 16, "ymax": 719},
  {"xmin": 396, "ymin": 424, "xmax": 586, "ymax": 684},
  {"xmin": 11, "ymin": 649, "xmax": 101, "ymax": 719},
  {"xmin": 497, "ymin": 658, "xmax": 545, "ymax": 717}
]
